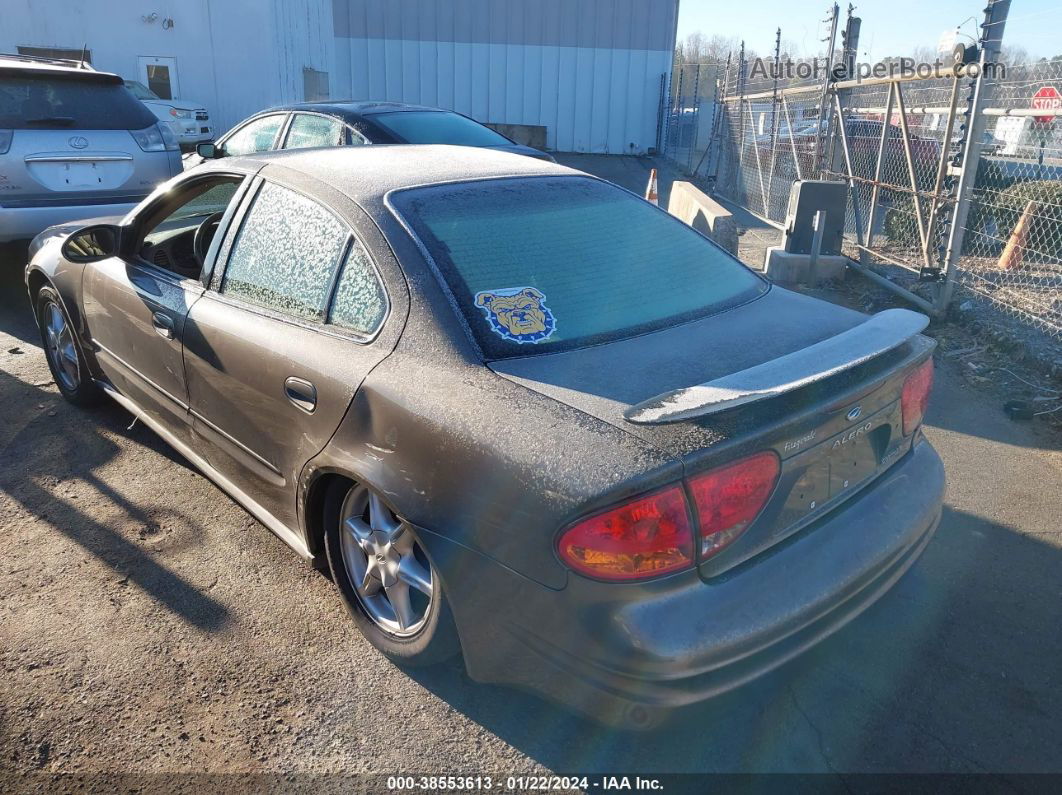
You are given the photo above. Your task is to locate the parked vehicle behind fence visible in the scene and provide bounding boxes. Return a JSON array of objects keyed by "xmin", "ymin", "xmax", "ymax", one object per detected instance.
[
  {"xmin": 182, "ymin": 100, "xmax": 554, "ymax": 169},
  {"xmin": 0, "ymin": 54, "xmax": 182, "ymax": 243}
]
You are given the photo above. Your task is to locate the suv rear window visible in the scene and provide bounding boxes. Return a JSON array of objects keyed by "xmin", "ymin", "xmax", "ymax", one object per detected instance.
[
  {"xmin": 392, "ymin": 176, "xmax": 767, "ymax": 357},
  {"xmin": 368, "ymin": 111, "xmax": 512, "ymax": 147},
  {"xmin": 0, "ymin": 72, "xmax": 157, "ymax": 130}
]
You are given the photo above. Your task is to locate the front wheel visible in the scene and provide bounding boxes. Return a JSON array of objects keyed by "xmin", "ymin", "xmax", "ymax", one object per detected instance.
[
  {"xmin": 36, "ymin": 286, "xmax": 101, "ymax": 407},
  {"xmin": 323, "ymin": 481, "xmax": 460, "ymax": 665}
]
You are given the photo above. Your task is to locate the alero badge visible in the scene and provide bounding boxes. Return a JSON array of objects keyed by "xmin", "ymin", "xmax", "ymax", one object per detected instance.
[{"xmin": 474, "ymin": 286, "xmax": 557, "ymax": 344}]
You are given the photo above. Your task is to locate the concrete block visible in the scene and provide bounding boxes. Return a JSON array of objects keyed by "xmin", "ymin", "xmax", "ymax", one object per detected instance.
[
  {"xmin": 666, "ymin": 181, "xmax": 739, "ymax": 256},
  {"xmin": 763, "ymin": 246, "xmax": 848, "ymax": 286}
]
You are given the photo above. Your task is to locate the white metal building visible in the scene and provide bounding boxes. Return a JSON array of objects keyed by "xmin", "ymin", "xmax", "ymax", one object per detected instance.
[{"xmin": 3, "ymin": 0, "xmax": 678, "ymax": 153}]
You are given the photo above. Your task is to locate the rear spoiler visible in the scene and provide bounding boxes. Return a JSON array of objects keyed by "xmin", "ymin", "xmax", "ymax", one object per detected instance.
[{"xmin": 624, "ymin": 308, "xmax": 931, "ymax": 425}]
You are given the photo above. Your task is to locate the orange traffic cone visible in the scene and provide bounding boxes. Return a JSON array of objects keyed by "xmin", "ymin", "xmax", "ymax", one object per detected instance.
[
  {"xmin": 645, "ymin": 168, "xmax": 659, "ymax": 206},
  {"xmin": 998, "ymin": 200, "xmax": 1037, "ymax": 271}
]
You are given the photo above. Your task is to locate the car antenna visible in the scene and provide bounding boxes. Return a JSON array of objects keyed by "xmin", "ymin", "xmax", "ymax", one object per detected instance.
[{"xmin": 78, "ymin": 44, "xmax": 88, "ymax": 69}]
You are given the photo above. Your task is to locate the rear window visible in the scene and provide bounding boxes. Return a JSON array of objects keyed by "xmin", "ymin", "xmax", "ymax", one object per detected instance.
[
  {"xmin": 392, "ymin": 176, "xmax": 767, "ymax": 357},
  {"xmin": 368, "ymin": 111, "xmax": 512, "ymax": 147},
  {"xmin": 0, "ymin": 72, "xmax": 157, "ymax": 130}
]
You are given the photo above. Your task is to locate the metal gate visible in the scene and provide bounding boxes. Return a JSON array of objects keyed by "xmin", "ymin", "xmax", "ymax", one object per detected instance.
[{"xmin": 701, "ymin": 0, "xmax": 1062, "ymax": 339}]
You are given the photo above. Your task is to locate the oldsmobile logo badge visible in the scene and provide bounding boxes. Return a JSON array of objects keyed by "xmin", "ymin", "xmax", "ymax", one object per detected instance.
[
  {"xmin": 846, "ymin": 405, "xmax": 863, "ymax": 422},
  {"xmin": 68, "ymin": 136, "xmax": 89, "ymax": 149}
]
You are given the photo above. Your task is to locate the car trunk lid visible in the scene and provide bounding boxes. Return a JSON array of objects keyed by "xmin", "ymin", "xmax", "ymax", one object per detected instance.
[
  {"xmin": 490, "ymin": 287, "xmax": 935, "ymax": 576},
  {"xmin": 11, "ymin": 129, "xmax": 152, "ymax": 201}
]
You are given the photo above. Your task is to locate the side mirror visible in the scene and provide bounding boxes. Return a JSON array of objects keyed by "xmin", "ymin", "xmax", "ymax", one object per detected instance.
[
  {"xmin": 61, "ymin": 224, "xmax": 120, "ymax": 263},
  {"xmin": 196, "ymin": 142, "xmax": 219, "ymax": 159}
]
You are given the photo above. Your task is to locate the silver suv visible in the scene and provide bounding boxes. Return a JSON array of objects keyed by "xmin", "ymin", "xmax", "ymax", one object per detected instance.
[{"xmin": 0, "ymin": 55, "xmax": 182, "ymax": 243}]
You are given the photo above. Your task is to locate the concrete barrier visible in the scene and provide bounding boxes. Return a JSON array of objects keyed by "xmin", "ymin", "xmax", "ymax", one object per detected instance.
[
  {"xmin": 666, "ymin": 181, "xmax": 739, "ymax": 256},
  {"xmin": 763, "ymin": 246, "xmax": 847, "ymax": 285}
]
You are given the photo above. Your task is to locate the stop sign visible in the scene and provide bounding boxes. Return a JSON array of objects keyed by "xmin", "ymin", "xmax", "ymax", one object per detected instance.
[{"xmin": 1032, "ymin": 86, "xmax": 1060, "ymax": 124}]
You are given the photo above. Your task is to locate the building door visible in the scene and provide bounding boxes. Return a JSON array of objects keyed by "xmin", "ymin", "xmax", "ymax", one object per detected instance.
[{"xmin": 137, "ymin": 55, "xmax": 179, "ymax": 99}]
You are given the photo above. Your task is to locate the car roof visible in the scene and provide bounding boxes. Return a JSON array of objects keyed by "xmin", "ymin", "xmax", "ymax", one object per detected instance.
[
  {"xmin": 0, "ymin": 53, "xmax": 120, "ymax": 83},
  {"xmin": 221, "ymin": 144, "xmax": 575, "ymax": 204},
  {"xmin": 264, "ymin": 100, "xmax": 450, "ymax": 121}
]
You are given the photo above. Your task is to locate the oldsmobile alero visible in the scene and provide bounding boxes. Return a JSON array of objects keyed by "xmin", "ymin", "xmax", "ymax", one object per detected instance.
[{"xmin": 25, "ymin": 145, "xmax": 944, "ymax": 728}]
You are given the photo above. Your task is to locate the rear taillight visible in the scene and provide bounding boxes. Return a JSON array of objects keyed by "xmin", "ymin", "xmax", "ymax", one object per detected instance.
[
  {"xmin": 901, "ymin": 358, "xmax": 934, "ymax": 435},
  {"xmin": 557, "ymin": 485, "xmax": 694, "ymax": 581},
  {"xmin": 688, "ymin": 452, "xmax": 780, "ymax": 560}
]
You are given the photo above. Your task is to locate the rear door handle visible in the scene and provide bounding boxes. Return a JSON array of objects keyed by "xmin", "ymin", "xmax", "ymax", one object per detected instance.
[
  {"xmin": 284, "ymin": 377, "xmax": 317, "ymax": 413},
  {"xmin": 151, "ymin": 311, "xmax": 175, "ymax": 339}
]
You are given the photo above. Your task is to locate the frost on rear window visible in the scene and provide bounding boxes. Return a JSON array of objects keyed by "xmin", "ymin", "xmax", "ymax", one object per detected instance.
[
  {"xmin": 328, "ymin": 239, "xmax": 387, "ymax": 334},
  {"xmin": 392, "ymin": 176, "xmax": 767, "ymax": 357},
  {"xmin": 223, "ymin": 182, "xmax": 347, "ymax": 320}
]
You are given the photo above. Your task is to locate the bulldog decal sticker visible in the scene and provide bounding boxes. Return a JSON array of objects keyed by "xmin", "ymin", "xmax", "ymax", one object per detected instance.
[{"xmin": 474, "ymin": 286, "xmax": 557, "ymax": 344}]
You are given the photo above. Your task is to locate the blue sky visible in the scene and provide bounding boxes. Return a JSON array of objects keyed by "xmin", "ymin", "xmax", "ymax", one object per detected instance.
[{"xmin": 677, "ymin": 0, "xmax": 1058, "ymax": 62}]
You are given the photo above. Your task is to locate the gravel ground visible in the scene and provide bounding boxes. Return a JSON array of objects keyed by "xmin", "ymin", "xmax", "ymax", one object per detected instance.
[{"xmin": 2, "ymin": 166, "xmax": 1061, "ymax": 790}]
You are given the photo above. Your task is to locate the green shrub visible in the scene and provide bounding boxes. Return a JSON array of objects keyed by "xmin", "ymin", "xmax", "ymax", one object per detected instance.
[
  {"xmin": 994, "ymin": 180, "xmax": 1062, "ymax": 261},
  {"xmin": 881, "ymin": 160, "xmax": 1017, "ymax": 256}
]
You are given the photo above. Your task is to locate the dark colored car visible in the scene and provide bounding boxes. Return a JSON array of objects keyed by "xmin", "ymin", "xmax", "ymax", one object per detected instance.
[
  {"xmin": 25, "ymin": 146, "xmax": 943, "ymax": 728},
  {"xmin": 182, "ymin": 100, "xmax": 552, "ymax": 169}
]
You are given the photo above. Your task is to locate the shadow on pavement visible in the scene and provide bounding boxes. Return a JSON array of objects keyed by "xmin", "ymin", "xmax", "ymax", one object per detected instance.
[
  {"xmin": 0, "ymin": 242, "xmax": 39, "ymax": 345},
  {"xmin": 406, "ymin": 504, "xmax": 1061, "ymax": 774},
  {"xmin": 0, "ymin": 368, "xmax": 229, "ymax": 632}
]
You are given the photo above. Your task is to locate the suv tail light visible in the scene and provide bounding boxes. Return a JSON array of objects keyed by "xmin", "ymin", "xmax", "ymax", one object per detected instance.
[
  {"xmin": 131, "ymin": 122, "xmax": 179, "ymax": 152},
  {"xmin": 557, "ymin": 486, "xmax": 694, "ymax": 581},
  {"xmin": 688, "ymin": 452, "xmax": 780, "ymax": 560},
  {"xmin": 901, "ymin": 358, "xmax": 934, "ymax": 435}
]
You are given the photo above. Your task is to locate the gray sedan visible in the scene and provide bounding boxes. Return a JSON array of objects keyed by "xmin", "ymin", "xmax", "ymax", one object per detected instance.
[{"xmin": 25, "ymin": 146, "xmax": 943, "ymax": 728}]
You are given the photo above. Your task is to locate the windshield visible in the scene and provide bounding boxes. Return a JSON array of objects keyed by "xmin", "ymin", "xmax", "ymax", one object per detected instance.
[
  {"xmin": 0, "ymin": 73, "xmax": 157, "ymax": 129},
  {"xmin": 392, "ymin": 176, "xmax": 767, "ymax": 357},
  {"xmin": 368, "ymin": 110, "xmax": 513, "ymax": 147},
  {"xmin": 124, "ymin": 80, "xmax": 160, "ymax": 100}
]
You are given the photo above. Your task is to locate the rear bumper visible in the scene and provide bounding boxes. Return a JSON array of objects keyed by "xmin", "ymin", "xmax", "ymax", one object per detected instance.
[
  {"xmin": 0, "ymin": 200, "xmax": 142, "ymax": 244},
  {"xmin": 425, "ymin": 437, "xmax": 945, "ymax": 728}
]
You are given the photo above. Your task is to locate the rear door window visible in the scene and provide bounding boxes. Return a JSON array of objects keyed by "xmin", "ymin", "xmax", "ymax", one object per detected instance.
[
  {"xmin": 222, "ymin": 114, "xmax": 285, "ymax": 157},
  {"xmin": 0, "ymin": 73, "xmax": 157, "ymax": 130},
  {"xmin": 391, "ymin": 176, "xmax": 767, "ymax": 357},
  {"xmin": 327, "ymin": 239, "xmax": 387, "ymax": 335},
  {"xmin": 282, "ymin": 113, "xmax": 345, "ymax": 149},
  {"xmin": 221, "ymin": 182, "xmax": 348, "ymax": 321}
]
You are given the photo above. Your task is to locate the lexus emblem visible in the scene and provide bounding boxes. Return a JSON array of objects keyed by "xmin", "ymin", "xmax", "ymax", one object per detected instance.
[
  {"xmin": 846, "ymin": 406, "xmax": 863, "ymax": 421},
  {"xmin": 68, "ymin": 136, "xmax": 89, "ymax": 149}
]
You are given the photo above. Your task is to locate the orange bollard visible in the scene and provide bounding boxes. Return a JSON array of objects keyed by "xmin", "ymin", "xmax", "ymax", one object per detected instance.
[
  {"xmin": 998, "ymin": 200, "xmax": 1037, "ymax": 271},
  {"xmin": 645, "ymin": 168, "xmax": 659, "ymax": 205}
]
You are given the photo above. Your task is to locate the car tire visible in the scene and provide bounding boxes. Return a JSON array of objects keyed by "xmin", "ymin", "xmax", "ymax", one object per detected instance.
[
  {"xmin": 323, "ymin": 479, "xmax": 460, "ymax": 666},
  {"xmin": 35, "ymin": 286, "xmax": 102, "ymax": 407}
]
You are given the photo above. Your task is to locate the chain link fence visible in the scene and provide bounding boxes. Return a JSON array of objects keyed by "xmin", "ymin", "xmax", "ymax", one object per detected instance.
[
  {"xmin": 660, "ymin": 63, "xmax": 721, "ymax": 176},
  {"xmin": 956, "ymin": 60, "xmax": 1062, "ymax": 339},
  {"xmin": 665, "ymin": 51, "xmax": 1062, "ymax": 348}
]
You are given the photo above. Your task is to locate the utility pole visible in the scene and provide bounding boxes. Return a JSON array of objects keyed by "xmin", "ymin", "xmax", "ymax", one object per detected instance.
[
  {"xmin": 767, "ymin": 28, "xmax": 782, "ymax": 203},
  {"xmin": 736, "ymin": 40, "xmax": 748, "ymax": 173},
  {"xmin": 815, "ymin": 3, "xmax": 840, "ymax": 177},
  {"xmin": 937, "ymin": 0, "xmax": 1011, "ymax": 312}
]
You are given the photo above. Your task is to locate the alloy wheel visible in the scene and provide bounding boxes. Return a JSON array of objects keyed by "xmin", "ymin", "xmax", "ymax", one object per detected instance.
[
  {"xmin": 339, "ymin": 486, "xmax": 435, "ymax": 637},
  {"xmin": 43, "ymin": 301, "xmax": 80, "ymax": 392}
]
